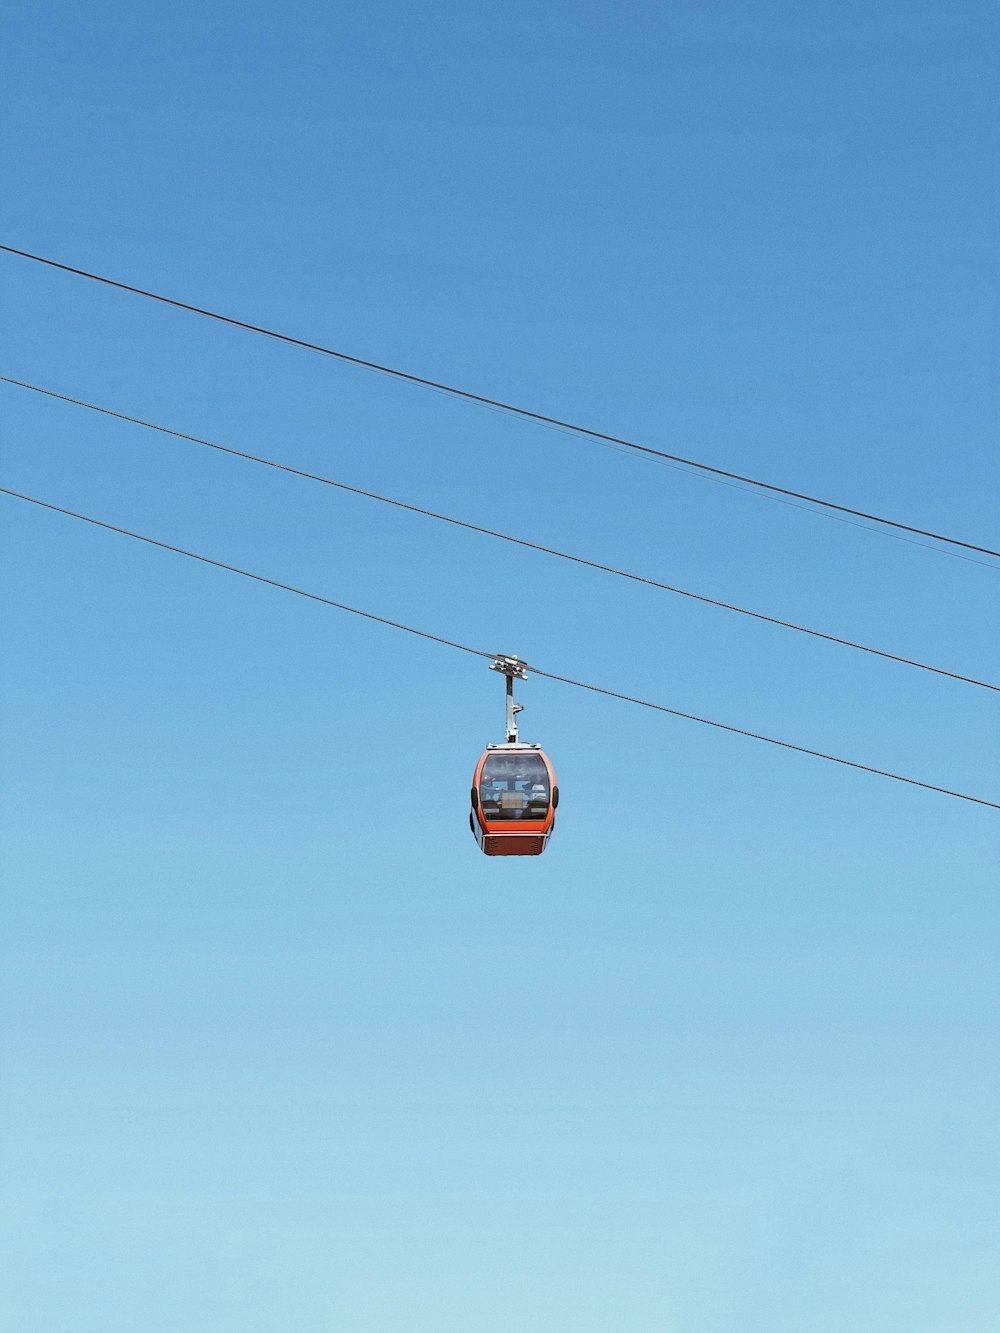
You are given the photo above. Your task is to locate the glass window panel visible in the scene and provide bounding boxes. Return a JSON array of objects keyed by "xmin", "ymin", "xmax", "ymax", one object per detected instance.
[{"xmin": 480, "ymin": 752, "xmax": 550, "ymax": 821}]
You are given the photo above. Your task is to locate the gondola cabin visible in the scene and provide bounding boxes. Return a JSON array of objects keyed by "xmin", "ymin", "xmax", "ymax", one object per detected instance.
[{"xmin": 471, "ymin": 744, "xmax": 558, "ymax": 856}]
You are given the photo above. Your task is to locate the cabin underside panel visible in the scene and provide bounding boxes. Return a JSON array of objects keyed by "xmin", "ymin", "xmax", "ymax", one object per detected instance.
[{"xmin": 482, "ymin": 833, "xmax": 547, "ymax": 856}]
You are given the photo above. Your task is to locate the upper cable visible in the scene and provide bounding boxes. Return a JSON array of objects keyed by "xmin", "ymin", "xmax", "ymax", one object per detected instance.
[{"xmin": 3, "ymin": 242, "xmax": 997, "ymax": 562}]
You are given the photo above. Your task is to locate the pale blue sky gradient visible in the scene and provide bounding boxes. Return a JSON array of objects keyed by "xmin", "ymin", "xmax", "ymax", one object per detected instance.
[{"xmin": 2, "ymin": 2, "xmax": 998, "ymax": 1329}]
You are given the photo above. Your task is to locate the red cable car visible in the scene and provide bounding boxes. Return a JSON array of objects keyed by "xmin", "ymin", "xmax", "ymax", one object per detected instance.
[{"xmin": 470, "ymin": 656, "xmax": 558, "ymax": 857}]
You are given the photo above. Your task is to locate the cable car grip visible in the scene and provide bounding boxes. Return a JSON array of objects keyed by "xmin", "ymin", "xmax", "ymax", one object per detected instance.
[{"xmin": 490, "ymin": 654, "xmax": 529, "ymax": 744}]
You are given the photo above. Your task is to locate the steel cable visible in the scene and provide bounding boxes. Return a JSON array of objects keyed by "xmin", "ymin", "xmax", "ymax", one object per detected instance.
[
  {"xmin": 3, "ymin": 374, "xmax": 995, "ymax": 694},
  {"xmin": 3, "ymin": 484, "xmax": 997, "ymax": 811},
  {"xmin": 3, "ymin": 242, "xmax": 997, "ymax": 562}
]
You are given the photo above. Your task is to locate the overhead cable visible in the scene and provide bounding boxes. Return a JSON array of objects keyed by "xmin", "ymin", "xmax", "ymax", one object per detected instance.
[
  {"xmin": 3, "ymin": 484, "xmax": 997, "ymax": 812},
  {"xmin": 3, "ymin": 374, "xmax": 995, "ymax": 694},
  {"xmin": 2, "ymin": 242, "xmax": 997, "ymax": 563}
]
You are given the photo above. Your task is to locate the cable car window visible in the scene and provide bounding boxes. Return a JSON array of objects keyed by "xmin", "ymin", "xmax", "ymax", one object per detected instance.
[{"xmin": 479, "ymin": 752, "xmax": 550, "ymax": 821}]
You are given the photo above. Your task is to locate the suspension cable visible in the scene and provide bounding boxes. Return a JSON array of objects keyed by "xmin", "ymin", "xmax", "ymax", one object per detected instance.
[{"xmin": 3, "ymin": 484, "xmax": 996, "ymax": 811}]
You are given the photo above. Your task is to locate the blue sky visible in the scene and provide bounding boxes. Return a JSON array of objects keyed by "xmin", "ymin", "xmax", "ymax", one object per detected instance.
[{"xmin": 2, "ymin": 2, "xmax": 998, "ymax": 1329}]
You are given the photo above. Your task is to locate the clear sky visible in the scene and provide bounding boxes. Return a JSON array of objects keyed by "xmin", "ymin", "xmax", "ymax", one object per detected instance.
[{"xmin": 2, "ymin": 2, "xmax": 998, "ymax": 1329}]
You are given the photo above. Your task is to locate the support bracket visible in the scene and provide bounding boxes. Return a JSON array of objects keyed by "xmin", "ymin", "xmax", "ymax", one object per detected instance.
[{"xmin": 490, "ymin": 654, "xmax": 528, "ymax": 743}]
